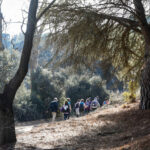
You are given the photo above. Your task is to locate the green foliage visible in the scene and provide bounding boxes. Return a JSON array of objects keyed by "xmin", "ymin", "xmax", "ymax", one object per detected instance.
[
  {"xmin": 12, "ymin": 66, "xmax": 109, "ymax": 121},
  {"xmin": 31, "ymin": 68, "xmax": 64, "ymax": 100},
  {"xmin": 13, "ymin": 80, "xmax": 38, "ymax": 121},
  {"xmin": 123, "ymin": 81, "xmax": 138, "ymax": 103},
  {"xmin": 0, "ymin": 49, "xmax": 37, "ymax": 121},
  {"xmin": 29, "ymin": 67, "xmax": 65, "ymax": 119},
  {"xmin": 66, "ymin": 74, "xmax": 109, "ymax": 105},
  {"xmin": 42, "ymin": 0, "xmax": 145, "ymax": 81},
  {"xmin": 0, "ymin": 40, "xmax": 111, "ymax": 122},
  {"xmin": 0, "ymin": 50, "xmax": 20, "ymax": 92},
  {"xmin": 27, "ymin": 67, "xmax": 109, "ymax": 121}
]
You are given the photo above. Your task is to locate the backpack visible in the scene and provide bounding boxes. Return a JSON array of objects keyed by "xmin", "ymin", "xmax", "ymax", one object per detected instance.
[
  {"xmin": 50, "ymin": 101, "xmax": 58, "ymax": 112},
  {"xmin": 62, "ymin": 105, "xmax": 69, "ymax": 113},
  {"xmin": 80, "ymin": 102, "xmax": 84, "ymax": 111},
  {"xmin": 75, "ymin": 102, "xmax": 79, "ymax": 108},
  {"xmin": 85, "ymin": 101, "xmax": 90, "ymax": 110},
  {"xmin": 91, "ymin": 101, "xmax": 97, "ymax": 108},
  {"xmin": 50, "ymin": 102, "xmax": 55, "ymax": 110}
]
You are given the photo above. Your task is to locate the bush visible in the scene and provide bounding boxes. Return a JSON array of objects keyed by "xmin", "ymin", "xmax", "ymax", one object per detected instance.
[
  {"xmin": 30, "ymin": 68, "xmax": 65, "ymax": 118},
  {"xmin": 0, "ymin": 49, "xmax": 20, "ymax": 92},
  {"xmin": 13, "ymin": 81, "xmax": 39, "ymax": 121},
  {"xmin": 123, "ymin": 81, "xmax": 138, "ymax": 103},
  {"xmin": 66, "ymin": 74, "xmax": 109, "ymax": 105}
]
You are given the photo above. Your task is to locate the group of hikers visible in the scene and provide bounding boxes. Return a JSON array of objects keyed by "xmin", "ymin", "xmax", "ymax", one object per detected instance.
[
  {"xmin": 74, "ymin": 96, "xmax": 100, "ymax": 117},
  {"xmin": 49, "ymin": 96, "xmax": 108, "ymax": 122},
  {"xmin": 50, "ymin": 97, "xmax": 72, "ymax": 121}
]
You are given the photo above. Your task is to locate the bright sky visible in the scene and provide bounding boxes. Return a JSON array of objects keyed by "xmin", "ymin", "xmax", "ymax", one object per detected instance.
[{"xmin": 2, "ymin": 0, "xmax": 29, "ymax": 36}]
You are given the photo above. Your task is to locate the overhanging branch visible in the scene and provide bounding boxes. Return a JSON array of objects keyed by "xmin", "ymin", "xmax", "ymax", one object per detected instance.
[
  {"xmin": 91, "ymin": 11, "xmax": 141, "ymax": 33},
  {"xmin": 36, "ymin": 0, "xmax": 56, "ymax": 22}
]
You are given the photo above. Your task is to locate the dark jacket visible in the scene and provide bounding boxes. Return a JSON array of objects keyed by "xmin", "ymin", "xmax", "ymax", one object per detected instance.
[{"xmin": 50, "ymin": 100, "xmax": 58, "ymax": 112}]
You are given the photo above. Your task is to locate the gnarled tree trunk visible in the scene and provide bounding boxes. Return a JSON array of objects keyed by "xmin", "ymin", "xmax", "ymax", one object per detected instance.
[{"xmin": 0, "ymin": 0, "xmax": 38, "ymax": 145}]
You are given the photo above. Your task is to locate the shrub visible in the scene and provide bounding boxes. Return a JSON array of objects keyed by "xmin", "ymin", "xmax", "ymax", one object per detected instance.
[
  {"xmin": 30, "ymin": 68, "xmax": 65, "ymax": 118},
  {"xmin": 123, "ymin": 81, "xmax": 138, "ymax": 103},
  {"xmin": 66, "ymin": 74, "xmax": 109, "ymax": 105},
  {"xmin": 0, "ymin": 49, "xmax": 20, "ymax": 92}
]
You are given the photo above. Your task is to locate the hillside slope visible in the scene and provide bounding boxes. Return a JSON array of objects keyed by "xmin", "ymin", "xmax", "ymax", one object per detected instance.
[{"xmin": 1, "ymin": 101, "xmax": 150, "ymax": 150}]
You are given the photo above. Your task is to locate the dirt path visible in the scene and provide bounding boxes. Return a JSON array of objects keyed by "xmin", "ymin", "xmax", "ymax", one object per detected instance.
[{"xmin": 1, "ymin": 102, "xmax": 150, "ymax": 150}]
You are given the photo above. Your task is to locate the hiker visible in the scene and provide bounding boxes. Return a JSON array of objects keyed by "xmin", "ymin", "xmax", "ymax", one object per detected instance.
[
  {"xmin": 85, "ymin": 98, "xmax": 91, "ymax": 114},
  {"xmin": 50, "ymin": 97, "xmax": 59, "ymax": 122},
  {"xmin": 62, "ymin": 101, "xmax": 70, "ymax": 120},
  {"xmin": 90, "ymin": 96, "xmax": 100, "ymax": 111},
  {"xmin": 74, "ymin": 99, "xmax": 80, "ymax": 117},
  {"xmin": 67, "ymin": 98, "xmax": 71, "ymax": 118},
  {"xmin": 103, "ymin": 98, "xmax": 109, "ymax": 106},
  {"xmin": 79, "ymin": 99, "xmax": 85, "ymax": 116}
]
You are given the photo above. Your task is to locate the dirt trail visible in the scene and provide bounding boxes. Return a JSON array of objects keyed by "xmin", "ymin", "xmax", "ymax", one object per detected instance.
[{"xmin": 1, "ymin": 101, "xmax": 150, "ymax": 150}]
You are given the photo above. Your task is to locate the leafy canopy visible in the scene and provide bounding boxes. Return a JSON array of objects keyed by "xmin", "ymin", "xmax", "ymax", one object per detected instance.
[{"xmin": 39, "ymin": 0, "xmax": 150, "ymax": 81}]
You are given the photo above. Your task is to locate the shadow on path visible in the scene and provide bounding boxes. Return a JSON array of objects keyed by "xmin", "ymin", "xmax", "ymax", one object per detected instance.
[
  {"xmin": 52, "ymin": 105, "xmax": 150, "ymax": 150},
  {"xmin": 1, "ymin": 103, "xmax": 150, "ymax": 150}
]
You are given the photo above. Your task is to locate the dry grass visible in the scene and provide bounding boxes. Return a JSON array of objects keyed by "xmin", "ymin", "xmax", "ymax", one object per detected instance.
[{"xmin": 1, "ymin": 101, "xmax": 150, "ymax": 150}]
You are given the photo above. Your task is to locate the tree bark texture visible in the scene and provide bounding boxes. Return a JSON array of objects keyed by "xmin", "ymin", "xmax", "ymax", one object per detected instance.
[
  {"xmin": 0, "ymin": 0, "xmax": 38, "ymax": 145},
  {"xmin": 133, "ymin": 0, "xmax": 150, "ymax": 109},
  {"xmin": 140, "ymin": 58, "xmax": 150, "ymax": 109},
  {"xmin": 140, "ymin": 27, "xmax": 150, "ymax": 110},
  {"xmin": 0, "ymin": 95, "xmax": 16, "ymax": 144}
]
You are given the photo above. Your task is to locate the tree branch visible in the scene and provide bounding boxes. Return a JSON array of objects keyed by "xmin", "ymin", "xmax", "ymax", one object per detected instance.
[
  {"xmin": 133, "ymin": 0, "xmax": 147, "ymax": 24},
  {"xmin": 94, "ymin": 12, "xmax": 140, "ymax": 31},
  {"xmin": 36, "ymin": 0, "xmax": 56, "ymax": 22}
]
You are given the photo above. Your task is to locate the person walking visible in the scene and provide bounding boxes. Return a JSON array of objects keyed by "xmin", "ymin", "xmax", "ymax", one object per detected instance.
[
  {"xmin": 90, "ymin": 96, "xmax": 100, "ymax": 111},
  {"xmin": 79, "ymin": 99, "xmax": 85, "ymax": 116},
  {"xmin": 67, "ymin": 98, "xmax": 72, "ymax": 118},
  {"xmin": 50, "ymin": 97, "xmax": 59, "ymax": 122},
  {"xmin": 85, "ymin": 98, "xmax": 90, "ymax": 114},
  {"xmin": 74, "ymin": 99, "xmax": 80, "ymax": 117},
  {"xmin": 62, "ymin": 101, "xmax": 70, "ymax": 120}
]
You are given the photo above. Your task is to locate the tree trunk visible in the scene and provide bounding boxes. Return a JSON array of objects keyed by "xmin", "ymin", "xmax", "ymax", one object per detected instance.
[
  {"xmin": 133, "ymin": 0, "xmax": 150, "ymax": 109},
  {"xmin": 140, "ymin": 57, "xmax": 150, "ymax": 109},
  {"xmin": 139, "ymin": 27, "xmax": 150, "ymax": 110},
  {"xmin": 0, "ymin": 0, "xmax": 38, "ymax": 145},
  {"xmin": 0, "ymin": 0, "xmax": 55, "ymax": 145},
  {"xmin": 0, "ymin": 95, "xmax": 16, "ymax": 145}
]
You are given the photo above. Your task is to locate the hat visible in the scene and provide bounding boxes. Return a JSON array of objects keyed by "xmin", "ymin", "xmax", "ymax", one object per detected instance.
[
  {"xmin": 54, "ymin": 97, "xmax": 58, "ymax": 101},
  {"xmin": 67, "ymin": 98, "xmax": 70, "ymax": 101}
]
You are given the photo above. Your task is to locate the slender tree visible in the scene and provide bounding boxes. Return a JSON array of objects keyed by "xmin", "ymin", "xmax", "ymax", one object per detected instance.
[
  {"xmin": 0, "ymin": 0, "xmax": 55, "ymax": 145},
  {"xmin": 43, "ymin": 0, "xmax": 150, "ymax": 109}
]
